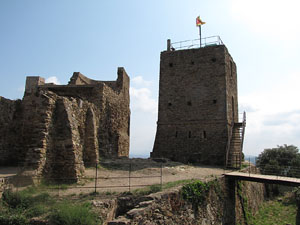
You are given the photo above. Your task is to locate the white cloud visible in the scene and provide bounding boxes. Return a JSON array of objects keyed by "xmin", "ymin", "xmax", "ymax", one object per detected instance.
[
  {"xmin": 45, "ymin": 76, "xmax": 61, "ymax": 84},
  {"xmin": 132, "ymin": 76, "xmax": 152, "ymax": 86},
  {"xmin": 230, "ymin": 0, "xmax": 300, "ymax": 41},
  {"xmin": 129, "ymin": 75, "xmax": 158, "ymax": 157},
  {"xmin": 240, "ymin": 72, "xmax": 300, "ymax": 155},
  {"xmin": 130, "ymin": 87, "xmax": 158, "ymax": 114}
]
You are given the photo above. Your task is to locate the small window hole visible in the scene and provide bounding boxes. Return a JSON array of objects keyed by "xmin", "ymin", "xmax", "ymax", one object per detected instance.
[
  {"xmin": 211, "ymin": 58, "xmax": 217, "ymax": 62},
  {"xmin": 203, "ymin": 131, "xmax": 207, "ymax": 139},
  {"xmin": 168, "ymin": 102, "xmax": 172, "ymax": 106},
  {"xmin": 169, "ymin": 63, "xmax": 173, "ymax": 67},
  {"xmin": 213, "ymin": 99, "xmax": 217, "ymax": 104},
  {"xmin": 175, "ymin": 131, "xmax": 178, "ymax": 138},
  {"xmin": 188, "ymin": 131, "xmax": 192, "ymax": 138},
  {"xmin": 187, "ymin": 101, "xmax": 192, "ymax": 106}
]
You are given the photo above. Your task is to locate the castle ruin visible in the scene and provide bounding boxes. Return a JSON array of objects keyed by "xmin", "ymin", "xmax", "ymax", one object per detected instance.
[
  {"xmin": 0, "ymin": 67, "xmax": 130, "ymax": 181},
  {"xmin": 151, "ymin": 38, "xmax": 245, "ymax": 167}
]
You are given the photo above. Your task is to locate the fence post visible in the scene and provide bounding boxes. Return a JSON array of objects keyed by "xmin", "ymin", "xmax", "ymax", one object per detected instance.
[
  {"xmin": 16, "ymin": 162, "xmax": 19, "ymax": 192},
  {"xmin": 160, "ymin": 163, "xmax": 163, "ymax": 189},
  {"xmin": 129, "ymin": 162, "xmax": 131, "ymax": 192},
  {"xmin": 58, "ymin": 181, "xmax": 60, "ymax": 197},
  {"xmin": 249, "ymin": 157, "xmax": 251, "ymax": 176},
  {"xmin": 95, "ymin": 163, "xmax": 98, "ymax": 194}
]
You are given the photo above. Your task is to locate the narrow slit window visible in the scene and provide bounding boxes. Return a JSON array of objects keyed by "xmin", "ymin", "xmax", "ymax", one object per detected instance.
[
  {"xmin": 203, "ymin": 131, "xmax": 207, "ymax": 139},
  {"xmin": 175, "ymin": 131, "xmax": 178, "ymax": 138},
  {"xmin": 189, "ymin": 131, "xmax": 192, "ymax": 138},
  {"xmin": 230, "ymin": 61, "xmax": 233, "ymax": 77}
]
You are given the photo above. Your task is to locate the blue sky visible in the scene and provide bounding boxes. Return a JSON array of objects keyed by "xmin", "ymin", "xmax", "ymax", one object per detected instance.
[{"xmin": 1, "ymin": 0, "xmax": 300, "ymax": 157}]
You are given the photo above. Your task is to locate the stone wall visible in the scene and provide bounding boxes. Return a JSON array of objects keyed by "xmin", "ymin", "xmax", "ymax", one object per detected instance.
[
  {"xmin": 0, "ymin": 68, "xmax": 130, "ymax": 181},
  {"xmin": 0, "ymin": 97, "xmax": 23, "ymax": 166},
  {"xmin": 151, "ymin": 44, "xmax": 239, "ymax": 165},
  {"xmin": 98, "ymin": 176, "xmax": 266, "ymax": 225}
]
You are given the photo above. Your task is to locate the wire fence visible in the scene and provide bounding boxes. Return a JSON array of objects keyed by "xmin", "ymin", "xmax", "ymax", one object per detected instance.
[
  {"xmin": 240, "ymin": 156, "xmax": 300, "ymax": 179},
  {"xmin": 0, "ymin": 160, "xmax": 164, "ymax": 196},
  {"xmin": 171, "ymin": 36, "xmax": 223, "ymax": 50}
]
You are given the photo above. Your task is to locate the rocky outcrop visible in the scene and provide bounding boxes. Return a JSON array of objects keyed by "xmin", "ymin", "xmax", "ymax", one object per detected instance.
[{"xmin": 93, "ymin": 176, "xmax": 266, "ymax": 225}]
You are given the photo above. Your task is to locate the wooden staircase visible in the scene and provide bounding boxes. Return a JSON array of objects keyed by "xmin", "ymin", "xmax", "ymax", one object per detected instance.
[{"xmin": 225, "ymin": 112, "xmax": 246, "ymax": 169}]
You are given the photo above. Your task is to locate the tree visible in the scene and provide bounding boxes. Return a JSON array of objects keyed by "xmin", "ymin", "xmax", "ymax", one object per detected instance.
[{"xmin": 256, "ymin": 145, "xmax": 299, "ymax": 176}]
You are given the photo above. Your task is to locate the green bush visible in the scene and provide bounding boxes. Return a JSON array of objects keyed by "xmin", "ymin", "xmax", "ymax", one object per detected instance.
[
  {"xmin": 149, "ymin": 184, "xmax": 162, "ymax": 193},
  {"xmin": 256, "ymin": 144, "xmax": 300, "ymax": 177},
  {"xmin": 25, "ymin": 204, "xmax": 47, "ymax": 218},
  {"xmin": 2, "ymin": 190, "xmax": 51, "ymax": 209},
  {"xmin": 0, "ymin": 213, "xmax": 29, "ymax": 225},
  {"xmin": 181, "ymin": 180, "xmax": 210, "ymax": 206},
  {"xmin": 49, "ymin": 202, "xmax": 100, "ymax": 225},
  {"xmin": 2, "ymin": 190, "xmax": 33, "ymax": 209}
]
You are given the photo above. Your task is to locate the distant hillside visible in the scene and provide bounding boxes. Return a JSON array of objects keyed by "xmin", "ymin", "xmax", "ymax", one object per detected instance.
[
  {"xmin": 245, "ymin": 155, "xmax": 257, "ymax": 165},
  {"xmin": 129, "ymin": 153, "xmax": 149, "ymax": 159}
]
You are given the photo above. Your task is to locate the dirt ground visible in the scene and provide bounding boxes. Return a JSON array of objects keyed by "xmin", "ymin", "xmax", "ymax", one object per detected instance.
[{"xmin": 0, "ymin": 158, "xmax": 228, "ymax": 195}]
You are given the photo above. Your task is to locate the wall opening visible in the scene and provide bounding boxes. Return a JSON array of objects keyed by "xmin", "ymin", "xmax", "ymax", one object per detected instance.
[
  {"xmin": 230, "ymin": 60, "xmax": 233, "ymax": 77},
  {"xmin": 213, "ymin": 99, "xmax": 217, "ymax": 104},
  {"xmin": 169, "ymin": 63, "xmax": 173, "ymax": 67},
  {"xmin": 188, "ymin": 131, "xmax": 192, "ymax": 138},
  {"xmin": 175, "ymin": 131, "xmax": 178, "ymax": 138},
  {"xmin": 203, "ymin": 131, "xmax": 207, "ymax": 139},
  {"xmin": 187, "ymin": 101, "xmax": 192, "ymax": 106}
]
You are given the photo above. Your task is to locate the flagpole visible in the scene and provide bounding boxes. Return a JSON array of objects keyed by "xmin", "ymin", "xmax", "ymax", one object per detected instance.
[{"xmin": 199, "ymin": 25, "xmax": 202, "ymax": 48}]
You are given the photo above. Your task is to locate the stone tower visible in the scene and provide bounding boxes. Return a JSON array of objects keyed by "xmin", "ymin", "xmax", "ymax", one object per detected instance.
[{"xmin": 151, "ymin": 39, "xmax": 245, "ymax": 167}]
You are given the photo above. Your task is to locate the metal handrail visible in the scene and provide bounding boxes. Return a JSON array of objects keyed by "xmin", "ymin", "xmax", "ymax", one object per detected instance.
[
  {"xmin": 171, "ymin": 36, "xmax": 223, "ymax": 50},
  {"xmin": 225, "ymin": 111, "xmax": 246, "ymax": 169},
  {"xmin": 240, "ymin": 111, "xmax": 246, "ymax": 162}
]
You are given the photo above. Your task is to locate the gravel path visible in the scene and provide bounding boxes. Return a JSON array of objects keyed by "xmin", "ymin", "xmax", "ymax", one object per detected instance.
[{"xmin": 0, "ymin": 159, "xmax": 227, "ymax": 195}]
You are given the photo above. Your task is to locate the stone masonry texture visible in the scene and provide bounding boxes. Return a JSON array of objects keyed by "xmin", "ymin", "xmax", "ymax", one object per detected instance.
[
  {"xmin": 0, "ymin": 68, "xmax": 130, "ymax": 181},
  {"xmin": 151, "ymin": 44, "xmax": 239, "ymax": 165}
]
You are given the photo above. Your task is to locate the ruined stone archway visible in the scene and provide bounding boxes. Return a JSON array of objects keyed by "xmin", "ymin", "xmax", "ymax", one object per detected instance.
[{"xmin": 83, "ymin": 107, "xmax": 99, "ymax": 167}]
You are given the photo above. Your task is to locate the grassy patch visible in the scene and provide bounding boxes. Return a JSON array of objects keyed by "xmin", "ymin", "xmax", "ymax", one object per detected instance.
[
  {"xmin": 162, "ymin": 179, "xmax": 195, "ymax": 189},
  {"xmin": 237, "ymin": 181, "xmax": 252, "ymax": 223},
  {"xmin": 240, "ymin": 163, "xmax": 249, "ymax": 170},
  {"xmin": 132, "ymin": 179, "xmax": 195, "ymax": 196},
  {"xmin": 250, "ymin": 194, "xmax": 297, "ymax": 225},
  {"xmin": 49, "ymin": 202, "xmax": 100, "ymax": 225},
  {"xmin": 0, "ymin": 189, "xmax": 53, "ymax": 225},
  {"xmin": 0, "ymin": 188, "xmax": 102, "ymax": 225},
  {"xmin": 133, "ymin": 184, "xmax": 162, "ymax": 195}
]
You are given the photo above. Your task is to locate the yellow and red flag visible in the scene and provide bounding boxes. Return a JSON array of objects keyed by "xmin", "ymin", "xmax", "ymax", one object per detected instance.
[{"xmin": 196, "ymin": 16, "xmax": 205, "ymax": 26}]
